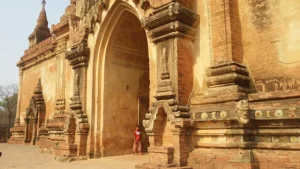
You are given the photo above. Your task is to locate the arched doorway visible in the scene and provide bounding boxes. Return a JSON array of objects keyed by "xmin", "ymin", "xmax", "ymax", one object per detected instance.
[{"xmin": 101, "ymin": 10, "xmax": 150, "ymax": 156}]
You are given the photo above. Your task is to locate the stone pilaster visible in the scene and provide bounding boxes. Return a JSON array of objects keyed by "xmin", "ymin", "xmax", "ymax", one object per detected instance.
[
  {"xmin": 187, "ymin": 1, "xmax": 254, "ymax": 168},
  {"xmin": 210, "ymin": 0, "xmax": 244, "ymax": 64},
  {"xmin": 65, "ymin": 30, "xmax": 90, "ymax": 160},
  {"xmin": 142, "ymin": 0, "xmax": 199, "ymax": 126},
  {"xmin": 47, "ymin": 38, "xmax": 68, "ymax": 141},
  {"xmin": 8, "ymin": 69, "xmax": 26, "ymax": 144},
  {"xmin": 193, "ymin": 0, "xmax": 250, "ymax": 104},
  {"xmin": 141, "ymin": 1, "xmax": 198, "ymax": 168},
  {"xmin": 15, "ymin": 69, "xmax": 23, "ymax": 124},
  {"xmin": 54, "ymin": 38, "xmax": 68, "ymax": 116}
]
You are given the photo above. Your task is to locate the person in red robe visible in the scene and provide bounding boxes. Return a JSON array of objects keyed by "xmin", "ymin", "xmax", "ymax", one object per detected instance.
[{"xmin": 132, "ymin": 125, "xmax": 142, "ymax": 155}]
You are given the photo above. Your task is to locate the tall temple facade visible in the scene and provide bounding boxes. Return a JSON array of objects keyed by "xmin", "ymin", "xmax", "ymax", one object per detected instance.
[{"xmin": 8, "ymin": 0, "xmax": 300, "ymax": 168}]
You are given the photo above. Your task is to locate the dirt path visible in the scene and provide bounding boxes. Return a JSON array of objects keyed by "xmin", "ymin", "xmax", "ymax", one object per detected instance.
[{"xmin": 0, "ymin": 144, "xmax": 149, "ymax": 169}]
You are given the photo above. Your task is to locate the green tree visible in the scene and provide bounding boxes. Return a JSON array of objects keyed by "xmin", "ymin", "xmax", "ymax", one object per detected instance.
[{"xmin": 0, "ymin": 85, "xmax": 18, "ymax": 139}]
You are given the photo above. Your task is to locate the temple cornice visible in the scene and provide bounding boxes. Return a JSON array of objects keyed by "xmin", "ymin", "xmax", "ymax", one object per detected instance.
[{"xmin": 17, "ymin": 37, "xmax": 56, "ymax": 68}]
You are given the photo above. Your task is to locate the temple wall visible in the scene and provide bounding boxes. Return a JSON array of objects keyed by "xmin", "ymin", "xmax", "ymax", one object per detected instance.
[
  {"xmin": 188, "ymin": 1, "xmax": 300, "ymax": 168},
  {"xmin": 11, "ymin": 0, "xmax": 300, "ymax": 167},
  {"xmin": 19, "ymin": 38, "xmax": 73, "ymax": 124},
  {"xmin": 239, "ymin": 0, "xmax": 300, "ymax": 92},
  {"xmin": 20, "ymin": 57, "xmax": 57, "ymax": 124}
]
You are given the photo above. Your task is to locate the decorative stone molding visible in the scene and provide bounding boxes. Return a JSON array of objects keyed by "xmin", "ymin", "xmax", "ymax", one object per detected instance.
[
  {"xmin": 17, "ymin": 37, "xmax": 56, "ymax": 68},
  {"xmin": 206, "ymin": 62, "xmax": 250, "ymax": 89},
  {"xmin": 142, "ymin": 2, "xmax": 198, "ymax": 43},
  {"xmin": 143, "ymin": 100, "xmax": 176, "ymax": 132},
  {"xmin": 194, "ymin": 62, "xmax": 251, "ymax": 105},
  {"xmin": 155, "ymin": 45, "xmax": 175, "ymax": 100},
  {"xmin": 66, "ymin": 34, "xmax": 90, "ymax": 69}
]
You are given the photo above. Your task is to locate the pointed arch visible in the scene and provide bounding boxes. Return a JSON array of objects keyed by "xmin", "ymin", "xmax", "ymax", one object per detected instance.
[{"xmin": 91, "ymin": 1, "xmax": 151, "ymax": 156}]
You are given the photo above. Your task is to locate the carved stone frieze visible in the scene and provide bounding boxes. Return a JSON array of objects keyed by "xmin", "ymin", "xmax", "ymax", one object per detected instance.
[
  {"xmin": 191, "ymin": 107, "xmax": 300, "ymax": 122},
  {"xmin": 253, "ymin": 108, "xmax": 300, "ymax": 120},
  {"xmin": 255, "ymin": 78, "xmax": 300, "ymax": 93}
]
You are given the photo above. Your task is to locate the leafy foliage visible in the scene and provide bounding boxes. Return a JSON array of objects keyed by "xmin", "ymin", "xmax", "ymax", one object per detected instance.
[{"xmin": 0, "ymin": 85, "xmax": 18, "ymax": 139}]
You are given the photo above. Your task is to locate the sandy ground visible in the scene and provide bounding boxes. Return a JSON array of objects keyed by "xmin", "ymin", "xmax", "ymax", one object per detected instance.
[{"xmin": 0, "ymin": 144, "xmax": 149, "ymax": 169}]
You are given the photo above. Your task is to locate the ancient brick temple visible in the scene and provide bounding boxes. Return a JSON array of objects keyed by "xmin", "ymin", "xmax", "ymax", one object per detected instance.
[{"xmin": 8, "ymin": 0, "xmax": 300, "ymax": 168}]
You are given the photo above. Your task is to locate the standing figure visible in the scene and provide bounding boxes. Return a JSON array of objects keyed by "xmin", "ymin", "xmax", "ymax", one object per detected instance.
[{"xmin": 132, "ymin": 125, "xmax": 142, "ymax": 155}]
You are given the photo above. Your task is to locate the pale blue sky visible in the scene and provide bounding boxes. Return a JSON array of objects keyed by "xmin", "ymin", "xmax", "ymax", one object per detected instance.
[{"xmin": 0, "ymin": 0, "xmax": 70, "ymax": 86}]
